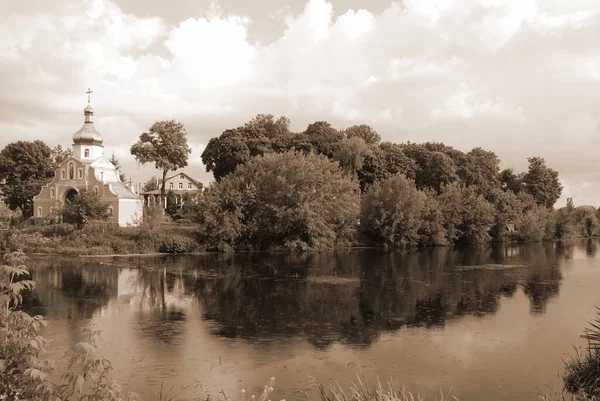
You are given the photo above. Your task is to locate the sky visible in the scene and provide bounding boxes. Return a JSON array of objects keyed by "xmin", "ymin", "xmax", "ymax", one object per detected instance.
[{"xmin": 1, "ymin": 0, "xmax": 599, "ymax": 206}]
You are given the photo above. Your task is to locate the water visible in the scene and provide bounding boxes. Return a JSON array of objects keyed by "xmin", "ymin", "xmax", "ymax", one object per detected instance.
[{"xmin": 22, "ymin": 241, "xmax": 600, "ymax": 401}]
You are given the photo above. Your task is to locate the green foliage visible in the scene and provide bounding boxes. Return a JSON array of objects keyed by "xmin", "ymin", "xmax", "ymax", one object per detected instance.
[
  {"xmin": 131, "ymin": 120, "xmax": 192, "ymax": 201},
  {"xmin": 563, "ymin": 307, "xmax": 600, "ymax": 398},
  {"xmin": 343, "ymin": 124, "xmax": 381, "ymax": 146},
  {"xmin": 108, "ymin": 152, "xmax": 126, "ymax": 182},
  {"xmin": 437, "ymin": 182, "xmax": 495, "ymax": 244},
  {"xmin": 143, "ymin": 176, "xmax": 160, "ymax": 192},
  {"xmin": 196, "ymin": 151, "xmax": 360, "ymax": 251},
  {"xmin": 62, "ymin": 188, "xmax": 111, "ymax": 228},
  {"xmin": 51, "ymin": 144, "xmax": 73, "ymax": 169},
  {"xmin": 523, "ymin": 156, "xmax": 563, "ymax": 208},
  {"xmin": 165, "ymin": 190, "xmax": 178, "ymax": 217},
  {"xmin": 517, "ymin": 205, "xmax": 557, "ymax": 242},
  {"xmin": 360, "ymin": 175, "xmax": 426, "ymax": 248},
  {"xmin": 0, "ymin": 140, "xmax": 56, "ymax": 216},
  {"xmin": 158, "ymin": 234, "xmax": 198, "ymax": 253}
]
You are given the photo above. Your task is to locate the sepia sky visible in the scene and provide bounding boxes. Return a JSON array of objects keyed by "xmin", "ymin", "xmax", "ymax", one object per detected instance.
[{"xmin": 1, "ymin": 0, "xmax": 599, "ymax": 206}]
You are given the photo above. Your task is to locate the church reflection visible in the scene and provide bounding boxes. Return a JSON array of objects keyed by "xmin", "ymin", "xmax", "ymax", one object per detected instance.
[{"xmin": 23, "ymin": 241, "xmax": 576, "ymax": 350}]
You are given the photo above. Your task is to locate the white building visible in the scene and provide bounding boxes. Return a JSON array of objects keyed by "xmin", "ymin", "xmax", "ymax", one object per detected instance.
[{"xmin": 33, "ymin": 96, "xmax": 143, "ymax": 226}]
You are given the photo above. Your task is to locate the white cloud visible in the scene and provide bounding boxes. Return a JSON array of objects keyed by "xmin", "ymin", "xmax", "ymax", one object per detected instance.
[{"xmin": 1, "ymin": 0, "xmax": 600, "ymax": 204}]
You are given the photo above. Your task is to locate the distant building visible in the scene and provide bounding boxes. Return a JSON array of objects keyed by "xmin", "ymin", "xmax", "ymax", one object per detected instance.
[
  {"xmin": 33, "ymin": 94, "xmax": 143, "ymax": 226},
  {"xmin": 142, "ymin": 171, "xmax": 203, "ymax": 208}
]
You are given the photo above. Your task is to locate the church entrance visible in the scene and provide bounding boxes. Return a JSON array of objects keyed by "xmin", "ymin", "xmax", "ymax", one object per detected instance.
[{"xmin": 65, "ymin": 188, "xmax": 78, "ymax": 203}]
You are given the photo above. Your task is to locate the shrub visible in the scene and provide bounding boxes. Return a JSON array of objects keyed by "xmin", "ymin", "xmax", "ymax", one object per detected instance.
[
  {"xmin": 158, "ymin": 234, "xmax": 198, "ymax": 253},
  {"xmin": 196, "ymin": 151, "xmax": 360, "ymax": 251},
  {"xmin": 360, "ymin": 174, "xmax": 426, "ymax": 248}
]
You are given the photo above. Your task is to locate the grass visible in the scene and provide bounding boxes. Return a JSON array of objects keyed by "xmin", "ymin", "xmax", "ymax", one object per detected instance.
[{"xmin": 563, "ymin": 307, "xmax": 600, "ymax": 398}]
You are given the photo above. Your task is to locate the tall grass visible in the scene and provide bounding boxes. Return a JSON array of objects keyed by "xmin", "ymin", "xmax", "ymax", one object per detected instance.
[
  {"xmin": 310, "ymin": 376, "xmax": 456, "ymax": 401},
  {"xmin": 563, "ymin": 307, "xmax": 600, "ymax": 398}
]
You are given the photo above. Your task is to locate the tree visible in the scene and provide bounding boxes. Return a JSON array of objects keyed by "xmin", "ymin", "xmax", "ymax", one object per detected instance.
[
  {"xmin": 522, "ymin": 157, "xmax": 563, "ymax": 208},
  {"xmin": 437, "ymin": 182, "xmax": 495, "ymax": 244},
  {"xmin": 500, "ymin": 168, "xmax": 523, "ymax": 193},
  {"xmin": 165, "ymin": 190, "xmax": 178, "ymax": 217},
  {"xmin": 360, "ymin": 174, "xmax": 427, "ymax": 248},
  {"xmin": 143, "ymin": 176, "xmax": 160, "ymax": 192},
  {"xmin": 343, "ymin": 124, "xmax": 381, "ymax": 146},
  {"xmin": 202, "ymin": 114, "xmax": 294, "ymax": 181},
  {"xmin": 196, "ymin": 151, "xmax": 360, "ymax": 251},
  {"xmin": 51, "ymin": 144, "xmax": 73, "ymax": 169},
  {"xmin": 62, "ymin": 188, "xmax": 110, "ymax": 228},
  {"xmin": 303, "ymin": 121, "xmax": 344, "ymax": 158},
  {"xmin": 107, "ymin": 152, "xmax": 126, "ymax": 182},
  {"xmin": 0, "ymin": 141, "xmax": 55, "ymax": 216},
  {"xmin": 333, "ymin": 136, "xmax": 372, "ymax": 175},
  {"xmin": 202, "ymin": 130, "xmax": 251, "ymax": 180},
  {"xmin": 130, "ymin": 120, "xmax": 191, "ymax": 203}
]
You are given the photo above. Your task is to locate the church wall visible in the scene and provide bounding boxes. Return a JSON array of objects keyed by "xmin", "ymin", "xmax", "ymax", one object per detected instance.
[{"xmin": 117, "ymin": 199, "xmax": 143, "ymax": 227}]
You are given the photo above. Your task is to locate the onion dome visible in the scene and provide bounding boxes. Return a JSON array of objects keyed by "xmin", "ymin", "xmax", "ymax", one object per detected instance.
[{"xmin": 73, "ymin": 99, "xmax": 103, "ymax": 146}]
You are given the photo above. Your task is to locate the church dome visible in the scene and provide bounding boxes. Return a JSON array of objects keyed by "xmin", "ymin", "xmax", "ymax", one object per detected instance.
[{"xmin": 73, "ymin": 103, "xmax": 103, "ymax": 145}]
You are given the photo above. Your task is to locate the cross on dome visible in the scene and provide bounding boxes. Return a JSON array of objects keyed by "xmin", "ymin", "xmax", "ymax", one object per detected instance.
[{"xmin": 86, "ymin": 88, "xmax": 93, "ymax": 104}]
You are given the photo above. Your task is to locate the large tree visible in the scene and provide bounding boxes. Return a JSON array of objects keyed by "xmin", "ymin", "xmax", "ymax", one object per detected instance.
[
  {"xmin": 130, "ymin": 120, "xmax": 191, "ymax": 203},
  {"xmin": 196, "ymin": 151, "xmax": 360, "ymax": 251},
  {"xmin": 201, "ymin": 114, "xmax": 292, "ymax": 181},
  {"xmin": 0, "ymin": 141, "xmax": 55, "ymax": 216},
  {"xmin": 522, "ymin": 156, "xmax": 563, "ymax": 208},
  {"xmin": 360, "ymin": 174, "xmax": 427, "ymax": 248}
]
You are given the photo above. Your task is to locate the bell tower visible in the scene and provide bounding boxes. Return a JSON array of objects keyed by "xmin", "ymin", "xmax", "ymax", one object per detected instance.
[{"xmin": 72, "ymin": 88, "xmax": 104, "ymax": 161}]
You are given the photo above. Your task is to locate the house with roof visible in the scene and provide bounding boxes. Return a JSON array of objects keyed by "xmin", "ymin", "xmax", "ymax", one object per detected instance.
[
  {"xmin": 142, "ymin": 171, "xmax": 204, "ymax": 208},
  {"xmin": 33, "ymin": 93, "xmax": 144, "ymax": 226}
]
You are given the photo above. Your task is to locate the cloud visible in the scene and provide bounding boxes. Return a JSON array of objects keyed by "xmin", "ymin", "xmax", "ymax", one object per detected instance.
[{"xmin": 1, "ymin": 0, "xmax": 600, "ymax": 204}]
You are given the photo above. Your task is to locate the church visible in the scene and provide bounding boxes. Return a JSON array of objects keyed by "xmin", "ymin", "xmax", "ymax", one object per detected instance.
[{"xmin": 33, "ymin": 91, "xmax": 143, "ymax": 226}]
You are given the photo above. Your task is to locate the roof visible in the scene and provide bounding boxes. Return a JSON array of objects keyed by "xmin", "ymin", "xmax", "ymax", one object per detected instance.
[
  {"xmin": 108, "ymin": 183, "xmax": 141, "ymax": 199},
  {"xmin": 163, "ymin": 172, "xmax": 203, "ymax": 187},
  {"xmin": 142, "ymin": 189, "xmax": 201, "ymax": 195},
  {"xmin": 73, "ymin": 122, "xmax": 103, "ymax": 145}
]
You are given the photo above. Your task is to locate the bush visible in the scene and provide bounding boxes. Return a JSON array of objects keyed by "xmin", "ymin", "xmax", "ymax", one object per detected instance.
[
  {"xmin": 360, "ymin": 174, "xmax": 426, "ymax": 248},
  {"xmin": 196, "ymin": 151, "xmax": 360, "ymax": 251},
  {"xmin": 158, "ymin": 234, "xmax": 198, "ymax": 253}
]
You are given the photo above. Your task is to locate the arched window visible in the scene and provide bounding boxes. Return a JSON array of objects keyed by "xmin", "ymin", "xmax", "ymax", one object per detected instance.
[
  {"xmin": 100, "ymin": 172, "xmax": 104, "ymax": 182},
  {"xmin": 84, "ymin": 149, "xmax": 90, "ymax": 158},
  {"xmin": 50, "ymin": 188, "xmax": 55, "ymax": 198},
  {"xmin": 37, "ymin": 207, "xmax": 42, "ymax": 217},
  {"xmin": 68, "ymin": 163, "xmax": 75, "ymax": 180},
  {"xmin": 78, "ymin": 168, "xmax": 83, "ymax": 179},
  {"xmin": 61, "ymin": 170, "xmax": 66, "ymax": 180},
  {"xmin": 93, "ymin": 186, "xmax": 99, "ymax": 195},
  {"xmin": 107, "ymin": 206, "xmax": 114, "ymax": 216}
]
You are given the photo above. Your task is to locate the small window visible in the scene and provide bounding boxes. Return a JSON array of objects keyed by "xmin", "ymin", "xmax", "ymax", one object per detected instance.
[
  {"xmin": 69, "ymin": 163, "xmax": 75, "ymax": 179},
  {"xmin": 78, "ymin": 169, "xmax": 83, "ymax": 179},
  {"xmin": 84, "ymin": 149, "xmax": 90, "ymax": 158},
  {"xmin": 100, "ymin": 172, "xmax": 104, "ymax": 181},
  {"xmin": 180, "ymin": 174, "xmax": 185, "ymax": 179},
  {"xmin": 37, "ymin": 207, "xmax": 42, "ymax": 217},
  {"xmin": 188, "ymin": 183, "xmax": 192, "ymax": 190},
  {"xmin": 50, "ymin": 188, "xmax": 55, "ymax": 198},
  {"xmin": 107, "ymin": 206, "xmax": 113, "ymax": 216},
  {"xmin": 178, "ymin": 183, "xmax": 183, "ymax": 189},
  {"xmin": 61, "ymin": 170, "xmax": 66, "ymax": 180},
  {"xmin": 93, "ymin": 186, "xmax": 99, "ymax": 195},
  {"xmin": 169, "ymin": 183, "xmax": 173, "ymax": 189}
]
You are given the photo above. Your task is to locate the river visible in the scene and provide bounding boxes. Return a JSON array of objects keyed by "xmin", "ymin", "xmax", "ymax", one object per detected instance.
[{"xmin": 22, "ymin": 241, "xmax": 600, "ymax": 401}]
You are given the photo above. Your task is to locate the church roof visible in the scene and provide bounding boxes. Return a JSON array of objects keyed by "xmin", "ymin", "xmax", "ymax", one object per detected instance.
[
  {"xmin": 73, "ymin": 102, "xmax": 103, "ymax": 146},
  {"xmin": 108, "ymin": 183, "xmax": 141, "ymax": 199}
]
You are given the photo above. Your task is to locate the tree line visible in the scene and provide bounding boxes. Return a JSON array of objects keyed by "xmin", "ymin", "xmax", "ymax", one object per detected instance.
[
  {"xmin": 195, "ymin": 114, "xmax": 594, "ymax": 251},
  {"xmin": 0, "ymin": 114, "xmax": 597, "ymax": 252}
]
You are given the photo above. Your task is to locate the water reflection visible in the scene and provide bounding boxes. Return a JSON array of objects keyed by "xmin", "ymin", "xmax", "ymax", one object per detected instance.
[{"xmin": 23, "ymin": 242, "xmax": 574, "ymax": 350}]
